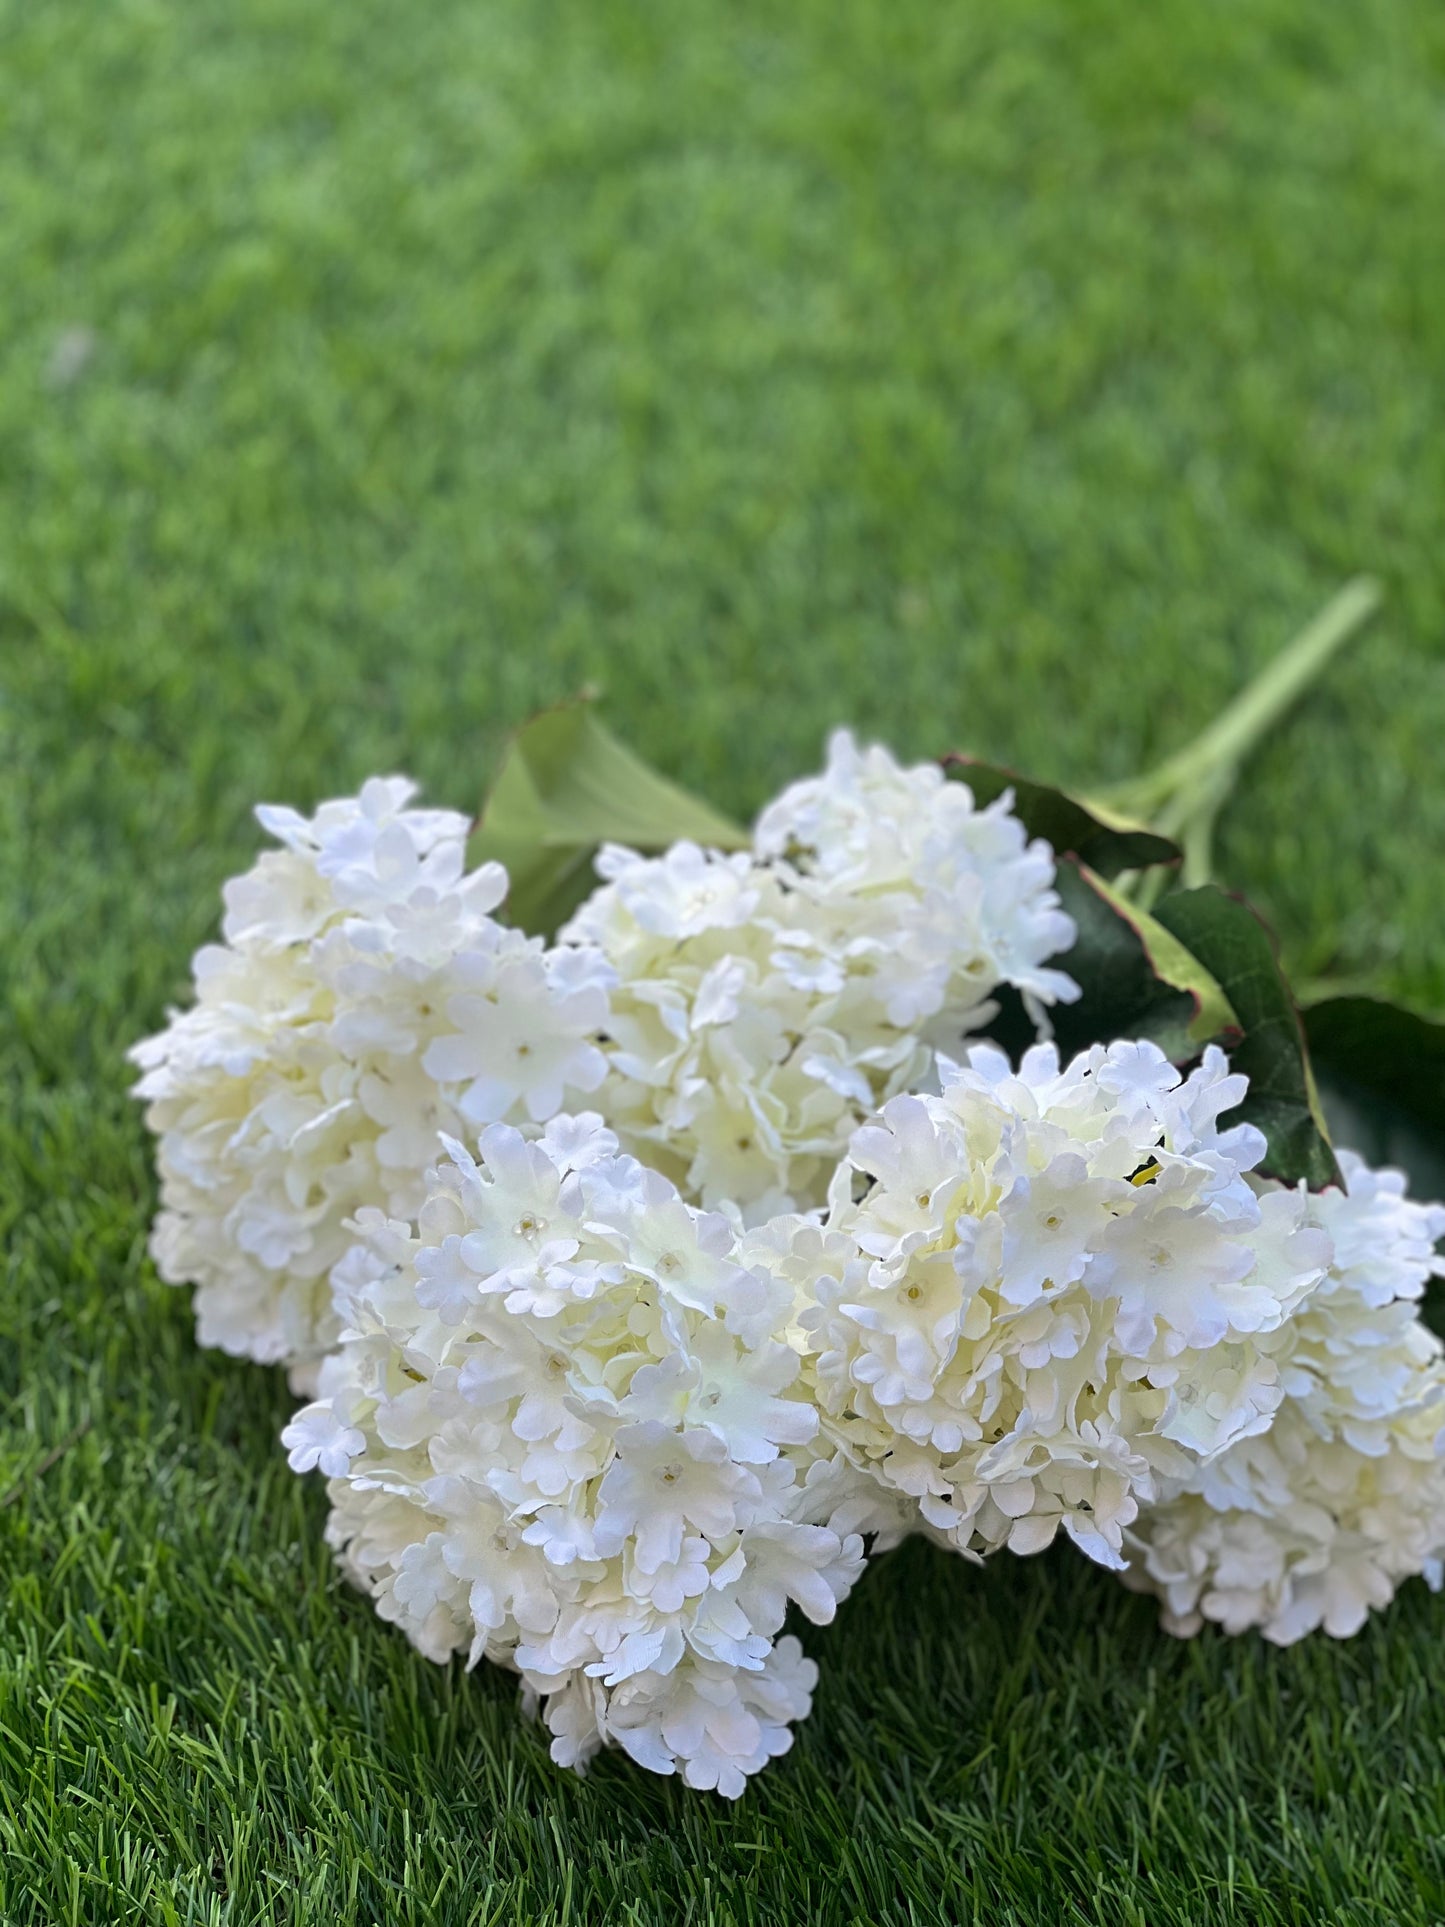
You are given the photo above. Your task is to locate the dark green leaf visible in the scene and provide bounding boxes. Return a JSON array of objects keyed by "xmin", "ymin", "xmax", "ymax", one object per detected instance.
[
  {"xmin": 1153, "ymin": 886, "xmax": 1341, "ymax": 1188},
  {"xmin": 472, "ymin": 700, "xmax": 749, "ymax": 936},
  {"xmin": 985, "ymin": 860, "xmax": 1237, "ymax": 1064},
  {"xmin": 942, "ymin": 755, "xmax": 1181, "ymax": 878},
  {"xmin": 1304, "ymin": 996, "xmax": 1445, "ymax": 1200}
]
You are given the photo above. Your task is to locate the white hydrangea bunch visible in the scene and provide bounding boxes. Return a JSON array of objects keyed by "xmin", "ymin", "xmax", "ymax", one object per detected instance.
[
  {"xmin": 283, "ymin": 1116, "xmax": 881, "ymax": 1797},
  {"xmin": 1123, "ymin": 1153, "xmax": 1445, "ymax": 1642},
  {"xmin": 774, "ymin": 1039, "xmax": 1333, "ymax": 1569},
  {"xmin": 561, "ymin": 731, "xmax": 1079, "ymax": 1222},
  {"xmin": 131, "ymin": 779, "xmax": 614, "ymax": 1381},
  {"xmin": 133, "ymin": 730, "xmax": 1445, "ymax": 1800}
]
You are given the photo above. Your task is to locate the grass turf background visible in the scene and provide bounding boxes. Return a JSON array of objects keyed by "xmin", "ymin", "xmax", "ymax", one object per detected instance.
[{"xmin": 3, "ymin": 0, "xmax": 1445, "ymax": 1919}]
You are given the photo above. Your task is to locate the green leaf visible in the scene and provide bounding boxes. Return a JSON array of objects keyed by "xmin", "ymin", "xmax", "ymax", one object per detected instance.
[
  {"xmin": 472, "ymin": 700, "xmax": 749, "ymax": 936},
  {"xmin": 942, "ymin": 755, "xmax": 1181, "ymax": 879},
  {"xmin": 1303, "ymin": 996, "xmax": 1445, "ymax": 1200},
  {"xmin": 992, "ymin": 860, "xmax": 1238, "ymax": 1065},
  {"xmin": 1153, "ymin": 886, "xmax": 1341, "ymax": 1189},
  {"xmin": 1066, "ymin": 865, "xmax": 1238, "ymax": 1050}
]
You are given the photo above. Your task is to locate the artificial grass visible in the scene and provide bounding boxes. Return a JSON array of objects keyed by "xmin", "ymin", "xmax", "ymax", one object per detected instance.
[{"xmin": 3, "ymin": 0, "xmax": 1445, "ymax": 1919}]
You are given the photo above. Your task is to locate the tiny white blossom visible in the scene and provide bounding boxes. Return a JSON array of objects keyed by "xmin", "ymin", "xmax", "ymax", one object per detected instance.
[{"xmin": 282, "ymin": 1404, "xmax": 366, "ymax": 1478}]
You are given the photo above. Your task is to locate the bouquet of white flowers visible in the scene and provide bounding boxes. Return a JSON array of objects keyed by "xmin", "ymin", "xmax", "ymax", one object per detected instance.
[{"xmin": 133, "ymin": 579, "xmax": 1445, "ymax": 1796}]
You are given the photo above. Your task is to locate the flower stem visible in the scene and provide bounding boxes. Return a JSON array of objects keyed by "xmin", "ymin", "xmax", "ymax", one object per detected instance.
[{"xmin": 1102, "ymin": 576, "xmax": 1381, "ymax": 899}]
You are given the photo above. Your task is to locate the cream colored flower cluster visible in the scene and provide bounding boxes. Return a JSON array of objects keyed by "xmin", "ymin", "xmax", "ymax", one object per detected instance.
[
  {"xmin": 1123, "ymin": 1154, "xmax": 1445, "ymax": 1642},
  {"xmin": 285, "ymin": 1117, "xmax": 884, "ymax": 1796},
  {"xmin": 563, "ymin": 730, "xmax": 1079, "ymax": 1220},
  {"xmin": 131, "ymin": 778, "xmax": 612, "ymax": 1383},
  {"xmin": 771, "ymin": 1040, "xmax": 1334, "ymax": 1572}
]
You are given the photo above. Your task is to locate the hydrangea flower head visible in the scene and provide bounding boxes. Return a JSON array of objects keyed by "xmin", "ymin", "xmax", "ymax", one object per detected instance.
[
  {"xmin": 783, "ymin": 1039, "xmax": 1332, "ymax": 1569},
  {"xmin": 1124, "ymin": 1151, "xmax": 1445, "ymax": 1642},
  {"xmin": 132, "ymin": 781, "xmax": 613, "ymax": 1379},
  {"xmin": 562, "ymin": 732, "xmax": 1079, "ymax": 1222},
  {"xmin": 284, "ymin": 1118, "xmax": 881, "ymax": 1795}
]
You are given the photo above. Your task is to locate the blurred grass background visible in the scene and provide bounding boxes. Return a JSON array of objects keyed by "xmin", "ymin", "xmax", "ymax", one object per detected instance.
[{"xmin": 4, "ymin": 0, "xmax": 1445, "ymax": 1920}]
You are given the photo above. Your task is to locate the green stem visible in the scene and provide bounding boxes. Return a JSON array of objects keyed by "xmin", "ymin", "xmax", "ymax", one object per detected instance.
[
  {"xmin": 1174, "ymin": 761, "xmax": 1234, "ymax": 891},
  {"xmin": 1104, "ymin": 577, "xmax": 1382, "ymax": 907},
  {"xmin": 1102, "ymin": 576, "xmax": 1382, "ymax": 824}
]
